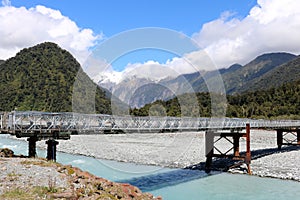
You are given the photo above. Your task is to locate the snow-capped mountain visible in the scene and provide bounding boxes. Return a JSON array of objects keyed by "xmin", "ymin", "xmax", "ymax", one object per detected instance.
[{"xmin": 97, "ymin": 52, "xmax": 297, "ymax": 108}]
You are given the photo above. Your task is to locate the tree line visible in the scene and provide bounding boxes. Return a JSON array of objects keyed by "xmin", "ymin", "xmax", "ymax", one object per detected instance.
[{"xmin": 131, "ymin": 79, "xmax": 300, "ymax": 120}]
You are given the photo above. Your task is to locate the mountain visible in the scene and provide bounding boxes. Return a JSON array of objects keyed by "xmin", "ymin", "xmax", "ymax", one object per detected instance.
[
  {"xmin": 221, "ymin": 52, "xmax": 297, "ymax": 93},
  {"xmin": 184, "ymin": 52, "xmax": 296, "ymax": 94},
  {"xmin": 99, "ymin": 52, "xmax": 297, "ymax": 108},
  {"xmin": 238, "ymin": 55, "xmax": 300, "ymax": 92},
  {"xmin": 0, "ymin": 42, "xmax": 112, "ymax": 114},
  {"xmin": 129, "ymin": 83, "xmax": 175, "ymax": 107},
  {"xmin": 132, "ymin": 79, "xmax": 300, "ymax": 119},
  {"xmin": 111, "ymin": 77, "xmax": 153, "ymax": 104}
]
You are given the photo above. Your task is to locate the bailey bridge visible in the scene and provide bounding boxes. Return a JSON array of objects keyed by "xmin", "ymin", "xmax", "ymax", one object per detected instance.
[{"xmin": 1, "ymin": 111, "xmax": 300, "ymax": 173}]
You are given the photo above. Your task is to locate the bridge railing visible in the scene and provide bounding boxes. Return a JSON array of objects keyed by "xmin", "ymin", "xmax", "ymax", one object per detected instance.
[{"xmin": 1, "ymin": 111, "xmax": 300, "ymax": 135}]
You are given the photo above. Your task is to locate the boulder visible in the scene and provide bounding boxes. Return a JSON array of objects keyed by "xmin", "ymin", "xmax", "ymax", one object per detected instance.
[{"xmin": 0, "ymin": 148, "xmax": 14, "ymax": 157}]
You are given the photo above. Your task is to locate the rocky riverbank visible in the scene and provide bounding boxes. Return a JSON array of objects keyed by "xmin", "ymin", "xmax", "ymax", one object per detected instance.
[
  {"xmin": 0, "ymin": 148, "xmax": 162, "ymax": 200},
  {"xmin": 32, "ymin": 130, "xmax": 300, "ymax": 182}
]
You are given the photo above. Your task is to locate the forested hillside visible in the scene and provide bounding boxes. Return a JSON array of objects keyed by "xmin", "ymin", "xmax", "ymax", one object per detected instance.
[
  {"xmin": 238, "ymin": 55, "xmax": 300, "ymax": 92},
  {"xmin": 0, "ymin": 42, "xmax": 112, "ymax": 113},
  {"xmin": 131, "ymin": 80, "xmax": 300, "ymax": 119}
]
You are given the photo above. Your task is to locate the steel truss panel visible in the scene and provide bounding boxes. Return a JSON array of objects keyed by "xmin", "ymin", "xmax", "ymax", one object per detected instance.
[{"xmin": 0, "ymin": 111, "xmax": 299, "ymax": 136}]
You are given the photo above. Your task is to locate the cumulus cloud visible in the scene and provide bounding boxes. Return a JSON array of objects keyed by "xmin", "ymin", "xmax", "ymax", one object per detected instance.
[
  {"xmin": 93, "ymin": 49, "xmax": 225, "ymax": 84},
  {"xmin": 193, "ymin": 0, "xmax": 300, "ymax": 68},
  {"xmin": 99, "ymin": 0, "xmax": 300, "ymax": 84},
  {"xmin": 0, "ymin": 5, "xmax": 100, "ymax": 64},
  {"xmin": 95, "ymin": 49, "xmax": 216, "ymax": 84}
]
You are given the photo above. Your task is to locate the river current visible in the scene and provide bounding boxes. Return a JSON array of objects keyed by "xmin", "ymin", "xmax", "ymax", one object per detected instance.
[{"xmin": 1, "ymin": 134, "xmax": 299, "ymax": 200}]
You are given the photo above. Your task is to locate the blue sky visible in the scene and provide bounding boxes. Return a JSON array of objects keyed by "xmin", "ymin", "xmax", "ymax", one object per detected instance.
[
  {"xmin": 7, "ymin": 0, "xmax": 257, "ymax": 72},
  {"xmin": 10, "ymin": 0, "xmax": 257, "ymax": 37},
  {"xmin": 1, "ymin": 0, "xmax": 300, "ymax": 80}
]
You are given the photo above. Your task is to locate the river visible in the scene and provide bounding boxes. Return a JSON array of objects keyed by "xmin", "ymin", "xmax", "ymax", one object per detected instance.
[{"xmin": 1, "ymin": 134, "xmax": 299, "ymax": 200}]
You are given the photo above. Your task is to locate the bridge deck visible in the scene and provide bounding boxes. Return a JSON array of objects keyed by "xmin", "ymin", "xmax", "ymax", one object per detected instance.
[
  {"xmin": 1, "ymin": 111, "xmax": 299, "ymax": 172},
  {"xmin": 1, "ymin": 111, "xmax": 300, "ymax": 137}
]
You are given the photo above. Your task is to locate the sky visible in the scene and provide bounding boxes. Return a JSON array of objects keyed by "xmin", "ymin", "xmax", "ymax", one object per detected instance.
[{"xmin": 1, "ymin": 0, "xmax": 300, "ymax": 82}]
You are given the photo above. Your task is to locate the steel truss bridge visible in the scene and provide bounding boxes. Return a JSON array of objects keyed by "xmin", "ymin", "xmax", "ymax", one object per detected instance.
[
  {"xmin": 1, "ymin": 111, "xmax": 300, "ymax": 135},
  {"xmin": 1, "ymin": 111, "xmax": 300, "ymax": 173}
]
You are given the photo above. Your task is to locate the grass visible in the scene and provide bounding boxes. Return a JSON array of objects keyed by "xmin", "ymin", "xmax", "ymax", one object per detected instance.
[
  {"xmin": 0, "ymin": 186, "xmax": 64, "ymax": 200},
  {"xmin": 20, "ymin": 159, "xmax": 61, "ymax": 168},
  {"xmin": 0, "ymin": 188, "xmax": 31, "ymax": 200}
]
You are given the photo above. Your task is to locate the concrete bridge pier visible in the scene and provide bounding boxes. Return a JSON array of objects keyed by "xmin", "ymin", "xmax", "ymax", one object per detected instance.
[
  {"xmin": 27, "ymin": 136, "xmax": 38, "ymax": 158},
  {"xmin": 46, "ymin": 139, "xmax": 59, "ymax": 161}
]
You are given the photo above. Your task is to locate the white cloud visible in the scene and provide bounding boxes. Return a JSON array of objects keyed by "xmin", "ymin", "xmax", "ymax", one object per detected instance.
[
  {"xmin": 96, "ymin": 50, "xmax": 216, "ymax": 84},
  {"xmin": 99, "ymin": 0, "xmax": 300, "ymax": 84},
  {"xmin": 192, "ymin": 0, "xmax": 300, "ymax": 68},
  {"xmin": 0, "ymin": 5, "xmax": 100, "ymax": 64}
]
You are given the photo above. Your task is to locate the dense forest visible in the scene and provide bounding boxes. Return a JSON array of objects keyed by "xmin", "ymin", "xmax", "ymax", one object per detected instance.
[
  {"xmin": 0, "ymin": 42, "xmax": 112, "ymax": 114},
  {"xmin": 131, "ymin": 79, "xmax": 300, "ymax": 119}
]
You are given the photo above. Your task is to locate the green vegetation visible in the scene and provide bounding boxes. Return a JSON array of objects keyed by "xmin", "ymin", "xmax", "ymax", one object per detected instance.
[
  {"xmin": 0, "ymin": 188, "xmax": 30, "ymax": 200},
  {"xmin": 131, "ymin": 93, "xmax": 212, "ymax": 117},
  {"xmin": 131, "ymin": 79, "xmax": 300, "ymax": 119},
  {"xmin": 227, "ymin": 80, "xmax": 300, "ymax": 119},
  {"xmin": 238, "ymin": 55, "xmax": 300, "ymax": 93},
  {"xmin": 0, "ymin": 186, "xmax": 62, "ymax": 199},
  {"xmin": 0, "ymin": 42, "xmax": 112, "ymax": 114},
  {"xmin": 222, "ymin": 52, "xmax": 297, "ymax": 94}
]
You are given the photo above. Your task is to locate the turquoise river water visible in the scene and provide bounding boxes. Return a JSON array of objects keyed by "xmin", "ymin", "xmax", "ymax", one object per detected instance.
[{"xmin": 1, "ymin": 135, "xmax": 300, "ymax": 200}]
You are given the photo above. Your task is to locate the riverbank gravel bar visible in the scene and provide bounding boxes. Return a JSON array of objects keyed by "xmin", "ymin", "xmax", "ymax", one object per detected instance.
[{"xmin": 32, "ymin": 130, "xmax": 300, "ymax": 181}]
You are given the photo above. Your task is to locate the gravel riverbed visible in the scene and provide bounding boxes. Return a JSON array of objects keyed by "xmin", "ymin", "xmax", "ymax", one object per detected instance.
[
  {"xmin": 0, "ymin": 156, "xmax": 162, "ymax": 199},
  {"xmin": 34, "ymin": 130, "xmax": 300, "ymax": 181}
]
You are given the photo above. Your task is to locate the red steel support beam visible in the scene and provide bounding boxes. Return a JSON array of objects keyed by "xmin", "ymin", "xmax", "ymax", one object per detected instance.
[{"xmin": 245, "ymin": 123, "xmax": 252, "ymax": 175}]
